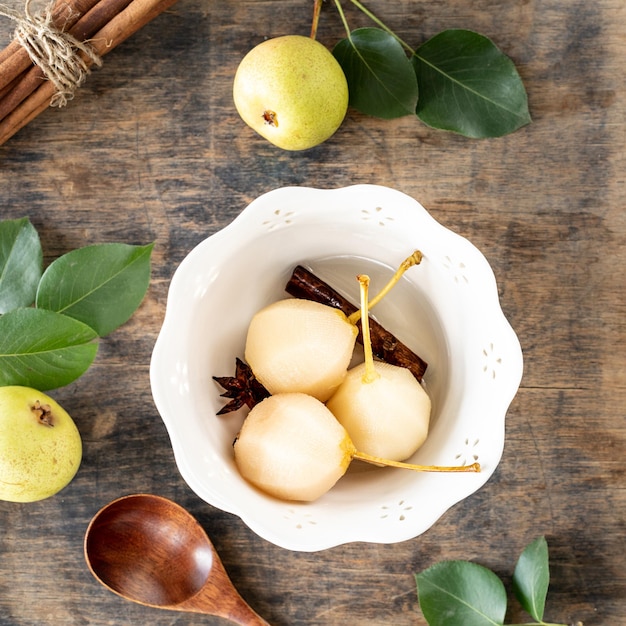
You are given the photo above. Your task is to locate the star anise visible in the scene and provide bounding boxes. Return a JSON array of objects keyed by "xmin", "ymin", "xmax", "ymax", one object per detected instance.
[{"xmin": 213, "ymin": 357, "xmax": 270, "ymax": 415}]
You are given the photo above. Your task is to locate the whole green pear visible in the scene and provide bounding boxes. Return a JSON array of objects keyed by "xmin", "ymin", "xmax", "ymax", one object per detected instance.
[
  {"xmin": 233, "ymin": 35, "xmax": 349, "ymax": 150},
  {"xmin": 0, "ymin": 386, "xmax": 82, "ymax": 502}
]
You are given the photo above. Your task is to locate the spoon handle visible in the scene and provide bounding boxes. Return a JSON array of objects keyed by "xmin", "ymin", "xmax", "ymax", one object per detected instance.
[
  {"xmin": 224, "ymin": 600, "xmax": 271, "ymax": 626},
  {"xmin": 189, "ymin": 590, "xmax": 271, "ymax": 625},
  {"xmin": 181, "ymin": 556, "xmax": 270, "ymax": 625}
]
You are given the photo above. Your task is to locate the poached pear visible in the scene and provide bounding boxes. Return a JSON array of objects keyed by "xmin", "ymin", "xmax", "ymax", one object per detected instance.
[
  {"xmin": 244, "ymin": 298, "xmax": 357, "ymax": 402},
  {"xmin": 234, "ymin": 392, "xmax": 352, "ymax": 502},
  {"xmin": 233, "ymin": 35, "xmax": 349, "ymax": 150},
  {"xmin": 234, "ymin": 392, "xmax": 478, "ymax": 503},
  {"xmin": 327, "ymin": 274, "xmax": 431, "ymax": 461},
  {"xmin": 326, "ymin": 360, "xmax": 431, "ymax": 461}
]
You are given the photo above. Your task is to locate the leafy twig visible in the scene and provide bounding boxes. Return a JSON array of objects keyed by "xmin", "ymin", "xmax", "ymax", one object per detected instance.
[
  {"xmin": 331, "ymin": 0, "xmax": 351, "ymax": 38},
  {"xmin": 347, "ymin": 0, "xmax": 415, "ymax": 54},
  {"xmin": 415, "ymin": 537, "xmax": 582, "ymax": 626},
  {"xmin": 0, "ymin": 217, "xmax": 152, "ymax": 391},
  {"xmin": 327, "ymin": 0, "xmax": 531, "ymax": 138}
]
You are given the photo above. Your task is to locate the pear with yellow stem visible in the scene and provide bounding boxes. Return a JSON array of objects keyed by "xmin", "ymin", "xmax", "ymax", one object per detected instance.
[
  {"xmin": 233, "ymin": 392, "xmax": 479, "ymax": 503},
  {"xmin": 326, "ymin": 274, "xmax": 432, "ymax": 461},
  {"xmin": 244, "ymin": 251, "xmax": 424, "ymax": 403},
  {"xmin": 244, "ymin": 298, "xmax": 358, "ymax": 402}
]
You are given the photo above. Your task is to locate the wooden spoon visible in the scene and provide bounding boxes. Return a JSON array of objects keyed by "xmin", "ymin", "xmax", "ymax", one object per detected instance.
[{"xmin": 84, "ymin": 493, "xmax": 269, "ymax": 625}]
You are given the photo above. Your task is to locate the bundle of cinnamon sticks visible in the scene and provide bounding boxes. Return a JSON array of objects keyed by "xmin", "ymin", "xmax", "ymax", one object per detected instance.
[{"xmin": 0, "ymin": 0, "xmax": 179, "ymax": 146}]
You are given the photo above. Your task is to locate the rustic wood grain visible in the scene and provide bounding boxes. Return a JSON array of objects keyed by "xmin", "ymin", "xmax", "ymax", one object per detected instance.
[{"xmin": 0, "ymin": 0, "xmax": 624, "ymax": 625}]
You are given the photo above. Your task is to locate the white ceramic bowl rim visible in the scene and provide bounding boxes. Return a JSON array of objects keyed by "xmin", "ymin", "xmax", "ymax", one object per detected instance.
[{"xmin": 150, "ymin": 185, "xmax": 523, "ymax": 552}]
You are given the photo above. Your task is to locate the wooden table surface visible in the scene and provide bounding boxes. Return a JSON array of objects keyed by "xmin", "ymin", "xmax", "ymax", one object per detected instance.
[{"xmin": 0, "ymin": 1, "xmax": 624, "ymax": 624}]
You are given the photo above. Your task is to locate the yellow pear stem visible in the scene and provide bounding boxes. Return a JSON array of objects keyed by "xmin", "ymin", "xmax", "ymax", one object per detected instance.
[
  {"xmin": 310, "ymin": 0, "xmax": 323, "ymax": 39},
  {"xmin": 348, "ymin": 250, "xmax": 423, "ymax": 324},
  {"xmin": 352, "ymin": 450, "xmax": 481, "ymax": 473},
  {"xmin": 357, "ymin": 274, "xmax": 379, "ymax": 384}
]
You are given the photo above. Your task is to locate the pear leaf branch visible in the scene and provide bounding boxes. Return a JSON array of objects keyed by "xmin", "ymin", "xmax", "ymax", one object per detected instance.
[
  {"xmin": 328, "ymin": 0, "xmax": 531, "ymax": 138},
  {"xmin": 415, "ymin": 536, "xmax": 583, "ymax": 626}
]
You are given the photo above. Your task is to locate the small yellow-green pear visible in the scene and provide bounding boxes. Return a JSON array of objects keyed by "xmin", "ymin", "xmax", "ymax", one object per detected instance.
[
  {"xmin": 233, "ymin": 35, "xmax": 349, "ymax": 150},
  {"xmin": 0, "ymin": 386, "xmax": 82, "ymax": 502}
]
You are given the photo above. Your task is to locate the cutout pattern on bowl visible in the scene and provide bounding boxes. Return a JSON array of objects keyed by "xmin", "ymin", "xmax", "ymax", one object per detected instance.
[
  {"xmin": 262, "ymin": 208, "xmax": 296, "ymax": 231},
  {"xmin": 283, "ymin": 508, "xmax": 317, "ymax": 530},
  {"xmin": 455, "ymin": 437, "xmax": 480, "ymax": 466},
  {"xmin": 359, "ymin": 205, "xmax": 394, "ymax": 227},
  {"xmin": 483, "ymin": 342, "xmax": 503, "ymax": 379},
  {"xmin": 380, "ymin": 499, "xmax": 413, "ymax": 522},
  {"xmin": 442, "ymin": 255, "xmax": 470, "ymax": 284}
]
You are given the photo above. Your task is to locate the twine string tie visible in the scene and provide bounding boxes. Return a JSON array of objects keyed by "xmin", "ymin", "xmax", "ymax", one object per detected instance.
[{"xmin": 0, "ymin": 0, "xmax": 102, "ymax": 106}]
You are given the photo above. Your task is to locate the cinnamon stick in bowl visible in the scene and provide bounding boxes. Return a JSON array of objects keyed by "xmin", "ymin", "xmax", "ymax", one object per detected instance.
[{"xmin": 285, "ymin": 265, "xmax": 428, "ymax": 382}]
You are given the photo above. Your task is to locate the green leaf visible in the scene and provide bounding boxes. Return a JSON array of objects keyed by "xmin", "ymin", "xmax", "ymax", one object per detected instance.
[
  {"xmin": 0, "ymin": 307, "xmax": 98, "ymax": 390},
  {"xmin": 416, "ymin": 560, "xmax": 507, "ymax": 626},
  {"xmin": 36, "ymin": 242, "xmax": 153, "ymax": 337},
  {"xmin": 333, "ymin": 27, "xmax": 419, "ymax": 119},
  {"xmin": 411, "ymin": 29, "xmax": 531, "ymax": 138},
  {"xmin": 512, "ymin": 536, "xmax": 550, "ymax": 622},
  {"xmin": 0, "ymin": 217, "xmax": 43, "ymax": 313}
]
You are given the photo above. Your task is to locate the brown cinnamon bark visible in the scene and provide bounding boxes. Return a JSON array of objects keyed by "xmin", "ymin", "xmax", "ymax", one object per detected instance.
[
  {"xmin": 0, "ymin": 0, "xmax": 135, "ymax": 122},
  {"xmin": 0, "ymin": 0, "xmax": 179, "ymax": 145},
  {"xmin": 0, "ymin": 0, "xmax": 103, "ymax": 92},
  {"xmin": 285, "ymin": 265, "xmax": 428, "ymax": 382}
]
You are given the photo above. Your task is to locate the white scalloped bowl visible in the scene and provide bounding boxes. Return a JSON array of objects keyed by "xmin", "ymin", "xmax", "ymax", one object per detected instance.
[{"xmin": 150, "ymin": 185, "xmax": 523, "ymax": 552}]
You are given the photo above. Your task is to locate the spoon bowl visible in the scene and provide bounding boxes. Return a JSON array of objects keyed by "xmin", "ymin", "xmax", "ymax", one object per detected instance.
[{"xmin": 84, "ymin": 493, "xmax": 269, "ymax": 625}]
